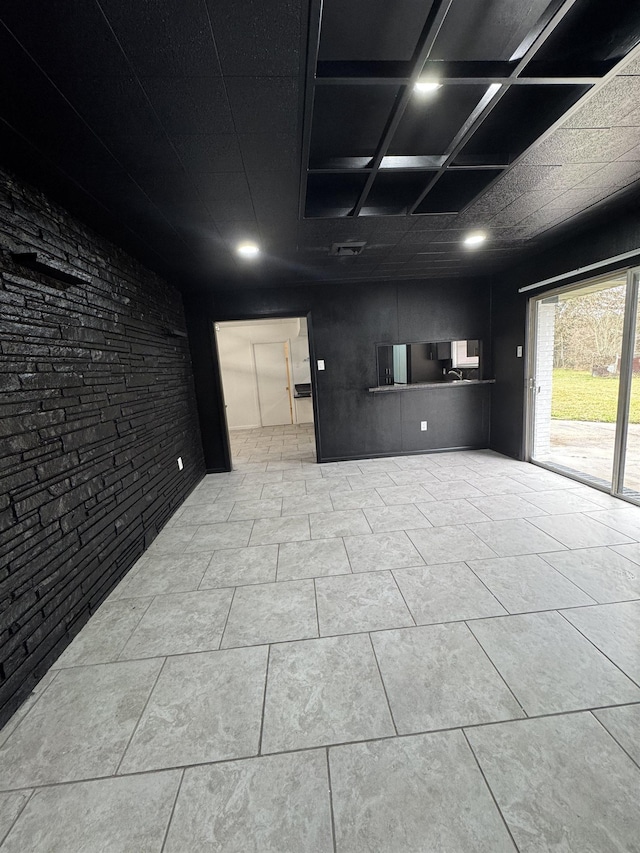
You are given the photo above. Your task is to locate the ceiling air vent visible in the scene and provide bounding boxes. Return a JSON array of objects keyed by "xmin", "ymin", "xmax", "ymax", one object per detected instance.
[{"xmin": 329, "ymin": 242, "xmax": 366, "ymax": 257}]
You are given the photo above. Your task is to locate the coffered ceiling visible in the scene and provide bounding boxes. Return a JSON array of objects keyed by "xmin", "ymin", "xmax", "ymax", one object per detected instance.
[{"xmin": 1, "ymin": 0, "xmax": 640, "ymax": 290}]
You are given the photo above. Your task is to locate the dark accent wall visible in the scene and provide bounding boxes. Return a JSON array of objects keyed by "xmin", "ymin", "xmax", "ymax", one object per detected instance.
[
  {"xmin": 490, "ymin": 200, "xmax": 640, "ymax": 460},
  {"xmin": 0, "ymin": 168, "xmax": 205, "ymax": 727},
  {"xmin": 187, "ymin": 277, "xmax": 491, "ymax": 468}
]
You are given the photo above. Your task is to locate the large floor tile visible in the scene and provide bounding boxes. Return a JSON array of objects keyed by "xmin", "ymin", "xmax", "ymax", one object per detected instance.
[
  {"xmin": 228, "ymin": 498, "xmax": 283, "ymax": 521},
  {"xmin": 164, "ymin": 751, "xmax": 333, "ymax": 853},
  {"xmin": 260, "ymin": 480, "xmax": 306, "ymax": 498},
  {"xmin": 417, "ymin": 498, "xmax": 491, "ymax": 526},
  {"xmin": 1, "ymin": 772, "xmax": 180, "ymax": 853},
  {"xmin": 542, "ymin": 546, "xmax": 640, "ymax": 602},
  {"xmin": 276, "ymin": 537, "xmax": 350, "ymax": 580},
  {"xmin": 330, "ymin": 731, "xmax": 516, "ymax": 853},
  {"xmin": 305, "ymin": 476, "xmax": 351, "ymax": 494},
  {"xmin": 521, "ymin": 489, "xmax": 604, "ymax": 514},
  {"xmin": 562, "ymin": 601, "xmax": 640, "ymax": 684},
  {"xmin": 316, "ymin": 571, "xmax": 414, "ymax": 635},
  {"xmin": 119, "ymin": 589, "xmax": 233, "ymax": 658},
  {"xmin": 0, "ymin": 659, "xmax": 162, "ymax": 788},
  {"xmin": 393, "ymin": 563, "xmax": 507, "ymax": 624},
  {"xmin": 586, "ymin": 507, "xmax": 640, "ymax": 539},
  {"xmin": 467, "ymin": 554, "xmax": 595, "ymax": 613},
  {"xmin": 0, "ymin": 790, "xmax": 31, "ymax": 846},
  {"xmin": 330, "ymin": 489, "xmax": 384, "ymax": 510},
  {"xmin": 407, "ymin": 525, "xmax": 497, "ymax": 564},
  {"xmin": 343, "ymin": 531, "xmax": 424, "ymax": 572},
  {"xmin": 174, "ymin": 502, "xmax": 234, "ymax": 525},
  {"xmin": 611, "ymin": 542, "xmax": 640, "ymax": 564},
  {"xmin": 594, "ymin": 704, "xmax": 640, "ymax": 766},
  {"xmin": 372, "ymin": 624, "xmax": 523, "ymax": 733},
  {"xmin": 261, "ymin": 634, "xmax": 394, "ymax": 753},
  {"xmin": 221, "ymin": 580, "xmax": 318, "ymax": 648},
  {"xmin": 363, "ymin": 503, "xmax": 432, "ymax": 532},
  {"xmin": 310, "ymin": 509, "xmax": 371, "ymax": 539},
  {"xmin": 0, "ymin": 671, "xmax": 58, "ymax": 750},
  {"xmin": 469, "ymin": 611, "xmax": 640, "ymax": 715},
  {"xmin": 146, "ymin": 527, "xmax": 197, "ymax": 554},
  {"xmin": 529, "ymin": 513, "xmax": 633, "ymax": 549},
  {"xmin": 280, "ymin": 494, "xmax": 333, "ymax": 516},
  {"xmin": 249, "ymin": 515, "xmax": 310, "ymax": 545},
  {"xmin": 374, "ymin": 484, "xmax": 435, "ymax": 505},
  {"xmin": 466, "ymin": 714, "xmax": 640, "ymax": 853},
  {"xmin": 119, "ymin": 647, "xmax": 268, "ymax": 772},
  {"xmin": 186, "ymin": 521, "xmax": 254, "ymax": 551},
  {"xmin": 52, "ymin": 598, "xmax": 152, "ymax": 668},
  {"xmin": 113, "ymin": 553, "xmax": 212, "ymax": 598},
  {"xmin": 199, "ymin": 544, "xmax": 278, "ymax": 588},
  {"xmin": 467, "ymin": 494, "xmax": 547, "ymax": 520},
  {"xmin": 474, "ymin": 476, "xmax": 536, "ymax": 496},
  {"xmin": 467, "ymin": 518, "xmax": 566, "ymax": 556},
  {"xmin": 422, "ymin": 481, "xmax": 485, "ymax": 501}
]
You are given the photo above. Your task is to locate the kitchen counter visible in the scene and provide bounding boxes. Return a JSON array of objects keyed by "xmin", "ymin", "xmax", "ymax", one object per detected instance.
[{"xmin": 368, "ymin": 379, "xmax": 495, "ymax": 393}]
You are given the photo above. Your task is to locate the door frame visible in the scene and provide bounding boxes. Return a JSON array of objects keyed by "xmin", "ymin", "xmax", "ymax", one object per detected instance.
[{"xmin": 212, "ymin": 312, "xmax": 322, "ymax": 468}]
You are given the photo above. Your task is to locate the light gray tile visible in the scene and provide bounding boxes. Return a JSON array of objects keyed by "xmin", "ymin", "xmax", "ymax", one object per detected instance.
[
  {"xmin": 387, "ymin": 470, "xmax": 440, "ymax": 486},
  {"xmin": 467, "ymin": 518, "xmax": 567, "ymax": 556},
  {"xmin": 407, "ymin": 525, "xmax": 497, "ymax": 564},
  {"xmin": 214, "ymin": 485, "xmax": 264, "ymax": 502},
  {"xmin": 421, "ymin": 480, "xmax": 486, "ymax": 501},
  {"xmin": 266, "ymin": 460, "xmax": 302, "ymax": 471},
  {"xmin": 372, "ymin": 624, "xmax": 524, "ymax": 733},
  {"xmin": 199, "ymin": 544, "xmax": 278, "ymax": 588},
  {"xmin": 261, "ymin": 480, "xmax": 306, "ymax": 499},
  {"xmin": 147, "ymin": 527, "xmax": 197, "ymax": 554},
  {"xmin": 363, "ymin": 503, "xmax": 433, "ymax": 532},
  {"xmin": 529, "ymin": 513, "xmax": 633, "ymax": 549},
  {"xmin": 0, "ymin": 790, "xmax": 31, "ymax": 846},
  {"xmin": 586, "ymin": 507, "xmax": 640, "ymax": 539},
  {"xmin": 186, "ymin": 521, "xmax": 254, "ymax": 551},
  {"xmin": 469, "ymin": 611, "xmax": 640, "ymax": 715},
  {"xmin": 566, "ymin": 485, "xmax": 629, "ymax": 509},
  {"xmin": 305, "ymin": 476, "xmax": 352, "ymax": 494},
  {"xmin": 322, "ymin": 461, "xmax": 363, "ymax": 477},
  {"xmin": 261, "ymin": 634, "xmax": 395, "ymax": 753},
  {"xmin": 394, "ymin": 563, "xmax": 507, "ymax": 624},
  {"xmin": 241, "ymin": 470, "xmax": 284, "ymax": 484},
  {"xmin": 611, "ymin": 542, "xmax": 640, "ymax": 564},
  {"xmin": 474, "ymin": 476, "xmax": 536, "ymax": 496},
  {"xmin": 357, "ymin": 459, "xmax": 401, "ymax": 474},
  {"xmin": 543, "ymin": 547, "xmax": 640, "ymax": 602},
  {"xmin": 277, "ymin": 538, "xmax": 351, "ymax": 581},
  {"xmin": 594, "ymin": 704, "xmax": 640, "ymax": 766},
  {"xmin": 468, "ymin": 554, "xmax": 595, "ymax": 613},
  {"xmin": 1, "ymin": 772, "xmax": 180, "ymax": 853},
  {"xmin": 467, "ymin": 714, "xmax": 640, "ymax": 853},
  {"xmin": 346, "ymin": 472, "xmax": 396, "ymax": 490},
  {"xmin": 228, "ymin": 498, "xmax": 283, "ymax": 520},
  {"xmin": 375, "ymin": 484, "xmax": 435, "ymax": 505},
  {"xmin": 120, "ymin": 589, "xmax": 234, "ymax": 658},
  {"xmin": 330, "ymin": 732, "xmax": 517, "ymax": 853},
  {"xmin": 114, "ymin": 553, "xmax": 213, "ymax": 598},
  {"xmin": 316, "ymin": 571, "xmax": 414, "ymax": 635},
  {"xmin": 0, "ymin": 671, "xmax": 58, "ymax": 749},
  {"xmin": 221, "ymin": 580, "xmax": 318, "ymax": 648},
  {"xmin": 468, "ymin": 494, "xmax": 548, "ymax": 520},
  {"xmin": 52, "ymin": 598, "xmax": 152, "ymax": 668},
  {"xmin": 119, "ymin": 647, "xmax": 268, "ymax": 772},
  {"xmin": 310, "ymin": 510, "xmax": 371, "ymax": 539},
  {"xmin": 281, "ymin": 494, "xmax": 333, "ymax": 515},
  {"xmin": 510, "ymin": 469, "xmax": 579, "ymax": 491},
  {"xmin": 330, "ymin": 489, "xmax": 384, "ymax": 510},
  {"xmin": 521, "ymin": 489, "xmax": 604, "ymax": 514},
  {"xmin": 432, "ymin": 465, "xmax": 483, "ymax": 482},
  {"xmin": 164, "ymin": 752, "xmax": 333, "ymax": 853},
  {"xmin": 562, "ymin": 601, "xmax": 640, "ymax": 684},
  {"xmin": 418, "ymin": 498, "xmax": 491, "ymax": 526},
  {"xmin": 249, "ymin": 516, "xmax": 310, "ymax": 545},
  {"xmin": 343, "ymin": 530, "xmax": 424, "ymax": 572},
  {"xmin": 0, "ymin": 659, "xmax": 162, "ymax": 788},
  {"xmin": 174, "ymin": 502, "xmax": 234, "ymax": 525}
]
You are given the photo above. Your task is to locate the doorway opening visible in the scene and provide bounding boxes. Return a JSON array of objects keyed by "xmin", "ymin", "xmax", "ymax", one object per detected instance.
[{"xmin": 214, "ymin": 317, "xmax": 317, "ymax": 469}]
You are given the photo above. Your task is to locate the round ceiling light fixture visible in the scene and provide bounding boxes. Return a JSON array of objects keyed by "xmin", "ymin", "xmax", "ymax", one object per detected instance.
[
  {"xmin": 413, "ymin": 80, "xmax": 441, "ymax": 95},
  {"xmin": 236, "ymin": 242, "xmax": 260, "ymax": 258},
  {"xmin": 463, "ymin": 232, "xmax": 487, "ymax": 248}
]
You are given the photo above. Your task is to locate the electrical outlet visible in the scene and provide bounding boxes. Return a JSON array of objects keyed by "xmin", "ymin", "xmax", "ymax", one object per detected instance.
[
  {"xmin": 420, "ymin": 421, "xmax": 427, "ymax": 431},
  {"xmin": 516, "ymin": 345, "xmax": 523, "ymax": 358},
  {"xmin": 317, "ymin": 359, "xmax": 325, "ymax": 371},
  {"xmin": 177, "ymin": 457, "xmax": 184, "ymax": 470}
]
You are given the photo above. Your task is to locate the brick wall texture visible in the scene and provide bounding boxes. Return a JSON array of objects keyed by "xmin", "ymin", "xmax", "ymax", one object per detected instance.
[{"xmin": 0, "ymin": 168, "xmax": 205, "ymax": 726}]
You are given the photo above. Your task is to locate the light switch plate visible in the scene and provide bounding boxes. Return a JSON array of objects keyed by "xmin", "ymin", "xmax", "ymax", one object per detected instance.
[
  {"xmin": 516, "ymin": 346, "xmax": 523, "ymax": 357},
  {"xmin": 317, "ymin": 360, "xmax": 325, "ymax": 370},
  {"xmin": 420, "ymin": 421, "xmax": 427, "ymax": 431}
]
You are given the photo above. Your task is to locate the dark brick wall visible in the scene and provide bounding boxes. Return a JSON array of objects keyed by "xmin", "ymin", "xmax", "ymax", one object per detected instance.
[{"xmin": 0, "ymin": 168, "xmax": 205, "ymax": 727}]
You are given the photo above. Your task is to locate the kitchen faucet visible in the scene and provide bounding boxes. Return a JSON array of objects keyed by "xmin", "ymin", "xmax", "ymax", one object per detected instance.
[{"xmin": 447, "ymin": 369, "xmax": 463, "ymax": 380}]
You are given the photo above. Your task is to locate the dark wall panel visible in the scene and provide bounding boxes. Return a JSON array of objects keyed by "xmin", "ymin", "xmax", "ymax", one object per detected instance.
[
  {"xmin": 192, "ymin": 276, "xmax": 492, "ymax": 464},
  {"xmin": 0, "ymin": 168, "xmax": 205, "ymax": 726}
]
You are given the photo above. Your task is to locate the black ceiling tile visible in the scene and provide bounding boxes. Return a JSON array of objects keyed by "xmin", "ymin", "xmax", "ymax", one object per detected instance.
[
  {"xmin": 543, "ymin": 187, "xmax": 613, "ymax": 211},
  {"xmin": 565, "ymin": 78, "xmax": 640, "ymax": 129},
  {"xmin": 248, "ymin": 172, "xmax": 299, "ymax": 222},
  {"xmin": 226, "ymin": 77, "xmax": 298, "ymax": 135},
  {"xmin": 521, "ymin": 128, "xmax": 640, "ymax": 166},
  {"xmin": 529, "ymin": 162, "xmax": 609, "ymax": 190},
  {"xmin": 134, "ymin": 173, "xmax": 212, "ymax": 221},
  {"xmin": 489, "ymin": 190, "xmax": 563, "ymax": 226},
  {"xmin": 103, "ymin": 134, "xmax": 182, "ymax": 175},
  {"xmin": 197, "ymin": 172, "xmax": 255, "ymax": 220},
  {"xmin": 54, "ymin": 76, "xmax": 161, "ymax": 137},
  {"xmin": 213, "ymin": 220, "xmax": 262, "ymax": 254},
  {"xmin": 576, "ymin": 161, "xmax": 640, "ymax": 189},
  {"xmin": 239, "ymin": 134, "xmax": 298, "ymax": 172},
  {"xmin": 206, "ymin": 0, "xmax": 300, "ymax": 76},
  {"xmin": 141, "ymin": 77, "xmax": 233, "ymax": 134},
  {"xmin": 171, "ymin": 134, "xmax": 244, "ymax": 173},
  {"xmin": 0, "ymin": 1, "xmax": 131, "ymax": 78},
  {"xmin": 100, "ymin": 0, "xmax": 221, "ymax": 77}
]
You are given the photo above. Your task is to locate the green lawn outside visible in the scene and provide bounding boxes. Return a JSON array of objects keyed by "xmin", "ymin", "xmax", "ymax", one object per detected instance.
[{"xmin": 552, "ymin": 368, "xmax": 640, "ymax": 423}]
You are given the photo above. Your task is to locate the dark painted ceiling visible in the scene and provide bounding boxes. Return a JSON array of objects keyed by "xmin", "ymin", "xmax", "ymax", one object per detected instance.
[{"xmin": 2, "ymin": 0, "xmax": 640, "ymax": 291}]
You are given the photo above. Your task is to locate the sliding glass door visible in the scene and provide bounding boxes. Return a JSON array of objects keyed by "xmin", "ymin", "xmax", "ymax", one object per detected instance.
[{"xmin": 528, "ymin": 268, "xmax": 640, "ymax": 502}]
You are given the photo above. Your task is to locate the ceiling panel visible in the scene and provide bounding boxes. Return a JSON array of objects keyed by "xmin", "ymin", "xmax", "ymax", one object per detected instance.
[{"xmin": 141, "ymin": 77, "xmax": 234, "ymax": 135}]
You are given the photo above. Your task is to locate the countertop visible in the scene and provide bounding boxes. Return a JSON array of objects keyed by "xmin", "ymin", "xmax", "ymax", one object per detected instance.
[{"xmin": 368, "ymin": 379, "xmax": 496, "ymax": 393}]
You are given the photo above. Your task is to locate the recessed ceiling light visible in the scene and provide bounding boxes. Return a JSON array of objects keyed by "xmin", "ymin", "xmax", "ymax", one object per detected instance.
[
  {"xmin": 463, "ymin": 232, "xmax": 487, "ymax": 247},
  {"xmin": 413, "ymin": 81, "xmax": 441, "ymax": 95},
  {"xmin": 236, "ymin": 242, "xmax": 260, "ymax": 258}
]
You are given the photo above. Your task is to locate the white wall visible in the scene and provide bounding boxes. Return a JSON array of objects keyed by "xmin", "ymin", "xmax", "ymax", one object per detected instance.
[{"xmin": 216, "ymin": 319, "xmax": 312, "ymax": 429}]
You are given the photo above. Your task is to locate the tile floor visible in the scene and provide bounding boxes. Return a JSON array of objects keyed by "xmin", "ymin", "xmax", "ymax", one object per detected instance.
[{"xmin": 1, "ymin": 423, "xmax": 640, "ymax": 851}]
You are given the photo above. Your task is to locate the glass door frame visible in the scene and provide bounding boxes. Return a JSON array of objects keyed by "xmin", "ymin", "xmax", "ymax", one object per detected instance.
[{"xmin": 525, "ymin": 265, "xmax": 640, "ymax": 504}]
